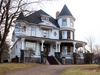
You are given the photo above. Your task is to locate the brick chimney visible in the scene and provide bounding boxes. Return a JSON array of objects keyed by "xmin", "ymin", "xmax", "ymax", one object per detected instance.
[{"xmin": 56, "ymin": 11, "xmax": 60, "ymax": 19}]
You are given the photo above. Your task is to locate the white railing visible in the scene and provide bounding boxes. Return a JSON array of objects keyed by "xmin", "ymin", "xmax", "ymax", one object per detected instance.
[{"xmin": 61, "ymin": 52, "xmax": 84, "ymax": 58}]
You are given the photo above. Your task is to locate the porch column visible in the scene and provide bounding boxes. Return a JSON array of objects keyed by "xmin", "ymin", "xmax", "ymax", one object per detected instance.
[
  {"xmin": 56, "ymin": 43, "xmax": 57, "ymax": 52},
  {"xmin": 41, "ymin": 40, "xmax": 45, "ymax": 51},
  {"xmin": 73, "ymin": 42, "xmax": 76, "ymax": 53},
  {"xmin": 58, "ymin": 43, "xmax": 61, "ymax": 52},
  {"xmin": 21, "ymin": 38, "xmax": 25, "ymax": 63},
  {"xmin": 21, "ymin": 38, "xmax": 25, "ymax": 50},
  {"xmin": 82, "ymin": 43, "xmax": 85, "ymax": 53}
]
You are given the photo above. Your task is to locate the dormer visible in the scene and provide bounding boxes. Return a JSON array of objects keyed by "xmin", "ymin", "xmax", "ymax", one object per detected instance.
[
  {"xmin": 40, "ymin": 14, "xmax": 51, "ymax": 21},
  {"xmin": 57, "ymin": 5, "xmax": 75, "ymax": 30}
]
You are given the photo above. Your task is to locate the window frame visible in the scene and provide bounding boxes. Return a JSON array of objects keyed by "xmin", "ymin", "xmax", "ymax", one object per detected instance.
[
  {"xmin": 62, "ymin": 19, "xmax": 67, "ymax": 26},
  {"xmin": 41, "ymin": 30, "xmax": 49, "ymax": 38},
  {"xmin": 25, "ymin": 41, "xmax": 36, "ymax": 51},
  {"xmin": 62, "ymin": 31, "xmax": 67, "ymax": 39},
  {"xmin": 31, "ymin": 27, "xmax": 36, "ymax": 36}
]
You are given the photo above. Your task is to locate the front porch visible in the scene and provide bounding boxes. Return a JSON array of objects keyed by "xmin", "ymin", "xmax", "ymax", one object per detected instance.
[{"xmin": 19, "ymin": 36, "xmax": 86, "ymax": 64}]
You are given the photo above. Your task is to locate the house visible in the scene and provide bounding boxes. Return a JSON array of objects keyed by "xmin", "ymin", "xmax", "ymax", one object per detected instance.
[{"xmin": 11, "ymin": 5, "xmax": 87, "ymax": 64}]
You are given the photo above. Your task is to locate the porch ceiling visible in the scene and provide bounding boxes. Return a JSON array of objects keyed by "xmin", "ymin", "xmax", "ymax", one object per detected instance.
[{"xmin": 20, "ymin": 36, "xmax": 87, "ymax": 47}]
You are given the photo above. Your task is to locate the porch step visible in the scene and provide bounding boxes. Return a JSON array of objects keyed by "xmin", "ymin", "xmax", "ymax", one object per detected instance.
[{"xmin": 46, "ymin": 56, "xmax": 58, "ymax": 65}]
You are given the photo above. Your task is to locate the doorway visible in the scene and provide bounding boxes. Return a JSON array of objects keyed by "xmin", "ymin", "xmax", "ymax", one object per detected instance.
[{"xmin": 43, "ymin": 44, "xmax": 50, "ymax": 56}]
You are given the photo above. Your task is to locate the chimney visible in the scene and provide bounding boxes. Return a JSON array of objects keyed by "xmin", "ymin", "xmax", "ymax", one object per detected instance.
[{"xmin": 56, "ymin": 11, "xmax": 60, "ymax": 19}]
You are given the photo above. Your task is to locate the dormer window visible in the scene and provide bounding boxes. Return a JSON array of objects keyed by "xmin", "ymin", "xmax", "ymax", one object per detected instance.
[
  {"xmin": 62, "ymin": 19, "xmax": 67, "ymax": 26},
  {"xmin": 41, "ymin": 17, "xmax": 49, "ymax": 21},
  {"xmin": 40, "ymin": 14, "xmax": 51, "ymax": 21}
]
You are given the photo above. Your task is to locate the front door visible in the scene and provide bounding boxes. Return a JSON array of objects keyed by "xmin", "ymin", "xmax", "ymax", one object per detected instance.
[{"xmin": 43, "ymin": 44, "xmax": 50, "ymax": 56}]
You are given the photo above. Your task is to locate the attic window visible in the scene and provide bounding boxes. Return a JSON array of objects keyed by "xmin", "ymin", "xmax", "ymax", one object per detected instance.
[{"xmin": 41, "ymin": 17, "xmax": 49, "ymax": 21}]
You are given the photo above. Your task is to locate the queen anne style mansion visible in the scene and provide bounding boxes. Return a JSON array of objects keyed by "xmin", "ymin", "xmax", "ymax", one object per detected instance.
[{"xmin": 11, "ymin": 5, "xmax": 87, "ymax": 64}]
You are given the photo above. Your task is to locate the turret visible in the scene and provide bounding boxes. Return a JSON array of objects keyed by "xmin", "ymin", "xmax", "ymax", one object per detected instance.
[{"xmin": 57, "ymin": 5, "xmax": 75, "ymax": 40}]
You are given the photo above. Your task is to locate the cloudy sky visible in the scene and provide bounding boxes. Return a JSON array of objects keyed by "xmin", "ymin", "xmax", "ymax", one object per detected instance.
[
  {"xmin": 35, "ymin": 0, "xmax": 100, "ymax": 45},
  {"xmin": 9, "ymin": 0, "xmax": 100, "ymax": 45}
]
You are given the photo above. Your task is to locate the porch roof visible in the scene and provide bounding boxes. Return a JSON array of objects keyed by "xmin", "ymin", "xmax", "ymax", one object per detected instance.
[{"xmin": 20, "ymin": 36, "xmax": 87, "ymax": 48}]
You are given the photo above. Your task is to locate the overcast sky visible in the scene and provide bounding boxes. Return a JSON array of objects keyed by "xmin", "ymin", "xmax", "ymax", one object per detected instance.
[
  {"xmin": 9, "ymin": 0, "xmax": 100, "ymax": 45},
  {"xmin": 35, "ymin": 0, "xmax": 100, "ymax": 45}
]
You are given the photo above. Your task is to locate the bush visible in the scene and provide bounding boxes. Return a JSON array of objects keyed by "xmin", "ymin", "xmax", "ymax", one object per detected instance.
[{"xmin": 84, "ymin": 53, "xmax": 94, "ymax": 64}]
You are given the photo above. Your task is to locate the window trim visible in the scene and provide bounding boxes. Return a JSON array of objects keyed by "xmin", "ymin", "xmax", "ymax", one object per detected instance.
[
  {"xmin": 62, "ymin": 19, "xmax": 67, "ymax": 26},
  {"xmin": 31, "ymin": 27, "xmax": 36, "ymax": 36}
]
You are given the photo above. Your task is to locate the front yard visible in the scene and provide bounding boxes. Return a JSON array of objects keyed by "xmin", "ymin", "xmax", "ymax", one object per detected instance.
[
  {"xmin": 61, "ymin": 66, "xmax": 100, "ymax": 75},
  {"xmin": 0, "ymin": 63, "xmax": 41, "ymax": 75}
]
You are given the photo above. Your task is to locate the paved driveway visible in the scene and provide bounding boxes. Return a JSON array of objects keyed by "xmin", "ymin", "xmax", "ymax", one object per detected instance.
[{"xmin": 5, "ymin": 65, "xmax": 95, "ymax": 75}]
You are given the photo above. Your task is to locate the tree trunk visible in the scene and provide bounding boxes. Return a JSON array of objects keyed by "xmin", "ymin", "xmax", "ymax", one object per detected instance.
[{"xmin": 0, "ymin": 50, "xmax": 2, "ymax": 63}]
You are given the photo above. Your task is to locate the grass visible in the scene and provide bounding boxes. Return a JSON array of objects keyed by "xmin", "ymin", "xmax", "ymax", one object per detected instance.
[
  {"xmin": 0, "ymin": 63, "xmax": 42, "ymax": 75},
  {"xmin": 60, "ymin": 66, "xmax": 100, "ymax": 75}
]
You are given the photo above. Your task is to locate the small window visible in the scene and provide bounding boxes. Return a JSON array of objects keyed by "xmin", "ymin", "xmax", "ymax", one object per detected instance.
[
  {"xmin": 62, "ymin": 19, "xmax": 67, "ymax": 26},
  {"xmin": 22, "ymin": 26, "xmax": 26, "ymax": 32},
  {"xmin": 32, "ymin": 28, "xmax": 36, "ymax": 36}
]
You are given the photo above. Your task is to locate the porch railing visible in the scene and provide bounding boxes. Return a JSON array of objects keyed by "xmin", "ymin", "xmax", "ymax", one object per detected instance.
[{"xmin": 55, "ymin": 52, "xmax": 62, "ymax": 64}]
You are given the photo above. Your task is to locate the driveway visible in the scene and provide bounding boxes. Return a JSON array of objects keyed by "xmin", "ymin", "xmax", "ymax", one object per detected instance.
[{"xmin": 5, "ymin": 65, "xmax": 95, "ymax": 75}]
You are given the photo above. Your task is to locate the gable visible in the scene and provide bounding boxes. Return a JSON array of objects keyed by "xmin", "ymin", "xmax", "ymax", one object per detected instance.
[
  {"xmin": 39, "ymin": 21, "xmax": 57, "ymax": 28},
  {"xmin": 17, "ymin": 10, "xmax": 60, "ymax": 28}
]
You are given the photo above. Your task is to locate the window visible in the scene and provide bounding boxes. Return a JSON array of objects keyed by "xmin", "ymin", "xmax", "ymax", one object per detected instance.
[
  {"xmin": 22, "ymin": 26, "xmax": 26, "ymax": 32},
  {"xmin": 70, "ymin": 20, "xmax": 74, "ymax": 27},
  {"xmin": 62, "ymin": 46, "xmax": 67, "ymax": 54},
  {"xmin": 41, "ymin": 17, "xmax": 49, "ymax": 21},
  {"xmin": 62, "ymin": 19, "xmax": 67, "ymax": 26},
  {"xmin": 32, "ymin": 28, "xmax": 36, "ymax": 36},
  {"xmin": 15, "ymin": 25, "xmax": 19, "ymax": 31},
  {"xmin": 26, "ymin": 42, "xmax": 36, "ymax": 51},
  {"xmin": 41, "ymin": 30, "xmax": 49, "ymax": 38},
  {"xmin": 15, "ymin": 23, "xmax": 21, "ymax": 32},
  {"xmin": 70, "ymin": 31, "xmax": 73, "ymax": 40},
  {"xmin": 62, "ymin": 31, "xmax": 67, "ymax": 39}
]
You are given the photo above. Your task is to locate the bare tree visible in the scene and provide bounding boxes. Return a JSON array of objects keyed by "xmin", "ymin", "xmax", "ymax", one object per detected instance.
[
  {"xmin": 85, "ymin": 35, "xmax": 95, "ymax": 53},
  {"xmin": 0, "ymin": 0, "xmax": 58, "ymax": 62},
  {"xmin": 24, "ymin": 48, "xmax": 35, "ymax": 63}
]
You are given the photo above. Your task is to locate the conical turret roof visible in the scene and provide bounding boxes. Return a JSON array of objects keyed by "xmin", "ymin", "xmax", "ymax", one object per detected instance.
[{"xmin": 58, "ymin": 4, "xmax": 73, "ymax": 18}]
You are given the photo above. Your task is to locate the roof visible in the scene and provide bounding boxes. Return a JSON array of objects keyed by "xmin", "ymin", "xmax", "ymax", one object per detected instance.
[
  {"xmin": 17, "ymin": 10, "xmax": 60, "ymax": 28},
  {"xmin": 58, "ymin": 4, "xmax": 73, "ymax": 17},
  {"xmin": 17, "ymin": 12, "xmax": 25, "ymax": 20}
]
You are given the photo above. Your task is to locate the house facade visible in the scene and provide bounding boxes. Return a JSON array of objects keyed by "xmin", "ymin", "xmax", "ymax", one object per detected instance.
[{"xmin": 11, "ymin": 5, "xmax": 86, "ymax": 64}]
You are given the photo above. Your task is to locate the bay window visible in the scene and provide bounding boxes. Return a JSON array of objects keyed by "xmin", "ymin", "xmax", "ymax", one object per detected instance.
[{"xmin": 62, "ymin": 31, "xmax": 67, "ymax": 39}]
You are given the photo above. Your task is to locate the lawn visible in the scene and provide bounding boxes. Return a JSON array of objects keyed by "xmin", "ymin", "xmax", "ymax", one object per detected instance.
[
  {"xmin": 0, "ymin": 63, "xmax": 42, "ymax": 75},
  {"xmin": 61, "ymin": 66, "xmax": 100, "ymax": 75}
]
